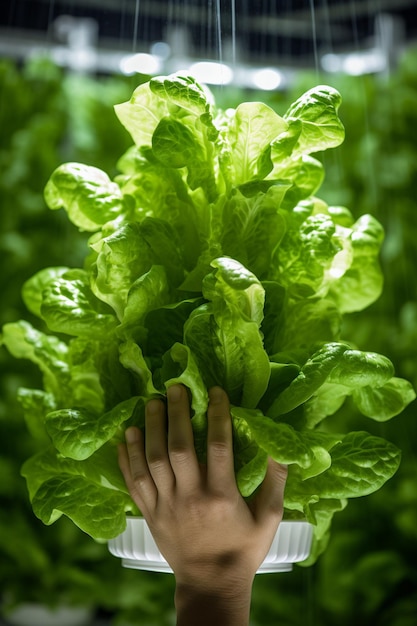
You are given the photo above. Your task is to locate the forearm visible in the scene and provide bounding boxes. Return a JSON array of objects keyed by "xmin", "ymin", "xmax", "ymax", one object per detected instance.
[{"xmin": 175, "ymin": 577, "xmax": 253, "ymax": 626}]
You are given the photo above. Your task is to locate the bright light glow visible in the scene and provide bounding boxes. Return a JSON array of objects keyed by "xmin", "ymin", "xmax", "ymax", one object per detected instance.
[
  {"xmin": 321, "ymin": 49, "xmax": 387, "ymax": 75},
  {"xmin": 251, "ymin": 68, "xmax": 282, "ymax": 91},
  {"xmin": 321, "ymin": 53, "xmax": 342, "ymax": 73},
  {"xmin": 343, "ymin": 49, "xmax": 386, "ymax": 75},
  {"xmin": 51, "ymin": 46, "xmax": 97, "ymax": 72},
  {"xmin": 189, "ymin": 61, "xmax": 233, "ymax": 85},
  {"xmin": 151, "ymin": 41, "xmax": 171, "ymax": 59},
  {"xmin": 120, "ymin": 53, "xmax": 162, "ymax": 75}
]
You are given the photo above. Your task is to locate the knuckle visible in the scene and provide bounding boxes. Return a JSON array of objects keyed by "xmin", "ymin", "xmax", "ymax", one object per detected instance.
[
  {"xmin": 273, "ymin": 462, "xmax": 288, "ymax": 486},
  {"xmin": 208, "ymin": 440, "xmax": 231, "ymax": 459},
  {"xmin": 210, "ymin": 490, "xmax": 233, "ymax": 507},
  {"xmin": 147, "ymin": 454, "xmax": 169, "ymax": 474},
  {"xmin": 131, "ymin": 470, "xmax": 149, "ymax": 489},
  {"xmin": 169, "ymin": 445, "xmax": 192, "ymax": 466}
]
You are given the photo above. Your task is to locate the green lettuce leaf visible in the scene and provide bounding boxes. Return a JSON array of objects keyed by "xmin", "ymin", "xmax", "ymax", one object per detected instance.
[
  {"xmin": 160, "ymin": 342, "xmax": 209, "ymax": 457},
  {"xmin": 119, "ymin": 265, "xmax": 170, "ymax": 342},
  {"xmin": 44, "ymin": 163, "xmax": 125, "ymax": 231},
  {"xmin": 67, "ymin": 338, "xmax": 107, "ymax": 416},
  {"xmin": 41, "ymin": 275, "xmax": 118, "ymax": 337},
  {"xmin": 353, "ymin": 377, "xmax": 416, "ymax": 421},
  {"xmin": 221, "ymin": 186, "xmax": 287, "ymax": 279},
  {"xmin": 275, "ymin": 155, "xmax": 325, "ymax": 209},
  {"xmin": 89, "ymin": 222, "xmax": 154, "ymax": 319},
  {"xmin": 303, "ymin": 431, "xmax": 401, "ymax": 498},
  {"xmin": 1, "ymin": 320, "xmax": 70, "ymax": 402},
  {"xmin": 114, "ymin": 81, "xmax": 169, "ymax": 148},
  {"xmin": 22, "ymin": 446, "xmax": 136, "ymax": 540},
  {"xmin": 329, "ymin": 214, "xmax": 384, "ymax": 313},
  {"xmin": 143, "ymin": 298, "xmax": 204, "ymax": 360},
  {"xmin": 283, "ymin": 84, "xmax": 345, "ymax": 155},
  {"xmin": 17, "ymin": 388, "xmax": 56, "ymax": 444},
  {"xmin": 22, "ymin": 267, "xmax": 69, "ymax": 318},
  {"xmin": 275, "ymin": 298, "xmax": 342, "ymax": 353},
  {"xmin": 45, "ymin": 396, "xmax": 141, "ymax": 460},
  {"xmin": 298, "ymin": 498, "xmax": 348, "ymax": 565},
  {"xmin": 152, "ymin": 117, "xmax": 217, "ymax": 200},
  {"xmin": 267, "ymin": 343, "xmax": 349, "ymax": 417},
  {"xmin": 149, "ymin": 73, "xmax": 216, "ymax": 136},
  {"xmin": 231, "ymin": 406, "xmax": 337, "ymax": 478},
  {"xmin": 118, "ymin": 339, "xmax": 161, "ymax": 399},
  {"xmin": 185, "ymin": 258, "xmax": 270, "ymax": 407},
  {"xmin": 116, "ymin": 156, "xmax": 201, "ymax": 271},
  {"xmin": 225, "ymin": 101, "xmax": 288, "ymax": 185}
]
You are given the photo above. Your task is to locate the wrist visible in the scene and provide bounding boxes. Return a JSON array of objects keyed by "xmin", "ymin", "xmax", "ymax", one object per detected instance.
[{"xmin": 174, "ymin": 568, "xmax": 254, "ymax": 626}]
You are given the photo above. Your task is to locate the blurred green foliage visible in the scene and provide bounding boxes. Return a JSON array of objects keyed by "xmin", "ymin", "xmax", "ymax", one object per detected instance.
[
  {"xmin": 248, "ymin": 45, "xmax": 417, "ymax": 626},
  {"xmin": 0, "ymin": 57, "xmax": 176, "ymax": 624},
  {"xmin": 1, "ymin": 46, "xmax": 417, "ymax": 624},
  {"xmin": 0, "ymin": 57, "xmax": 140, "ymax": 411}
]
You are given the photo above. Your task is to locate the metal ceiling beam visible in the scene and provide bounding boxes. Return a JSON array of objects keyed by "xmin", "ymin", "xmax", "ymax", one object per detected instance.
[
  {"xmin": 32, "ymin": 0, "xmax": 412, "ymax": 38},
  {"xmin": 289, "ymin": 0, "xmax": 417, "ymax": 20}
]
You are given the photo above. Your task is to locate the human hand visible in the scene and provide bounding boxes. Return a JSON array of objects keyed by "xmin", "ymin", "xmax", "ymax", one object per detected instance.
[{"xmin": 118, "ymin": 384, "xmax": 287, "ymax": 625}]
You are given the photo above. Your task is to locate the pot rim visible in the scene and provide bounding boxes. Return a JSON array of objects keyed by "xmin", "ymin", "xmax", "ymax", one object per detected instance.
[{"xmin": 108, "ymin": 516, "xmax": 313, "ymax": 574}]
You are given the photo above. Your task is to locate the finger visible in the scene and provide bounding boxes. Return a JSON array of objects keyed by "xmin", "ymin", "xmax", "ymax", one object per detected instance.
[
  {"xmin": 145, "ymin": 398, "xmax": 175, "ymax": 494},
  {"xmin": 166, "ymin": 384, "xmax": 200, "ymax": 492},
  {"xmin": 252, "ymin": 457, "xmax": 287, "ymax": 532},
  {"xmin": 206, "ymin": 387, "xmax": 235, "ymax": 493},
  {"xmin": 118, "ymin": 427, "xmax": 157, "ymax": 512}
]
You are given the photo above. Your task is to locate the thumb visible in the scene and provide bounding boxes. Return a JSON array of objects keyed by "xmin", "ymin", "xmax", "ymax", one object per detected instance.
[{"xmin": 252, "ymin": 457, "xmax": 287, "ymax": 531}]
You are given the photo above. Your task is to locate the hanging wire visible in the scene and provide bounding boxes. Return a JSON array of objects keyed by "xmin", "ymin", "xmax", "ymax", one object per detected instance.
[
  {"xmin": 241, "ymin": 0, "xmax": 249, "ymax": 64},
  {"xmin": 215, "ymin": 0, "xmax": 223, "ymax": 64},
  {"xmin": 319, "ymin": 0, "xmax": 333, "ymax": 55},
  {"xmin": 119, "ymin": 0, "xmax": 127, "ymax": 43},
  {"xmin": 167, "ymin": 0, "xmax": 174, "ymax": 25},
  {"xmin": 350, "ymin": 0, "xmax": 379, "ymax": 214},
  {"xmin": 270, "ymin": 0, "xmax": 276, "ymax": 60},
  {"xmin": 207, "ymin": 0, "xmax": 213, "ymax": 58},
  {"xmin": 309, "ymin": 0, "xmax": 320, "ymax": 75},
  {"xmin": 46, "ymin": 0, "xmax": 56, "ymax": 42},
  {"xmin": 199, "ymin": 1, "xmax": 207, "ymax": 57},
  {"xmin": 349, "ymin": 0, "xmax": 360, "ymax": 48},
  {"xmin": 230, "ymin": 0, "xmax": 236, "ymax": 66},
  {"xmin": 282, "ymin": 0, "xmax": 291, "ymax": 62},
  {"xmin": 132, "ymin": 0, "xmax": 140, "ymax": 51}
]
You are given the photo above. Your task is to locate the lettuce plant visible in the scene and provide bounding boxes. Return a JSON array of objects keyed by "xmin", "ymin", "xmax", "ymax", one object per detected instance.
[{"xmin": 1, "ymin": 74, "xmax": 415, "ymax": 563}]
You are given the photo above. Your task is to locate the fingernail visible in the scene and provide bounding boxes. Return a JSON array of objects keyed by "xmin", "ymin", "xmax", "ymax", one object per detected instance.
[
  {"xmin": 167, "ymin": 384, "xmax": 182, "ymax": 402},
  {"xmin": 147, "ymin": 398, "xmax": 162, "ymax": 415},
  {"xmin": 209, "ymin": 386, "xmax": 224, "ymax": 404},
  {"xmin": 125, "ymin": 427, "xmax": 139, "ymax": 444}
]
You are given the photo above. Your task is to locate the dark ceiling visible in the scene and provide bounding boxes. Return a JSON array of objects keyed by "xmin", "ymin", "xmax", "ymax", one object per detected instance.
[{"xmin": 1, "ymin": 0, "xmax": 417, "ymax": 69}]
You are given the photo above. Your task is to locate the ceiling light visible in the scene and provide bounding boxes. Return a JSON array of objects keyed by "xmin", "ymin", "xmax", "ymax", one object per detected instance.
[
  {"xmin": 150, "ymin": 41, "xmax": 171, "ymax": 60},
  {"xmin": 321, "ymin": 49, "xmax": 387, "ymax": 76},
  {"xmin": 343, "ymin": 49, "xmax": 387, "ymax": 75},
  {"xmin": 120, "ymin": 53, "xmax": 162, "ymax": 76},
  {"xmin": 188, "ymin": 61, "xmax": 233, "ymax": 85},
  {"xmin": 251, "ymin": 68, "xmax": 283, "ymax": 90}
]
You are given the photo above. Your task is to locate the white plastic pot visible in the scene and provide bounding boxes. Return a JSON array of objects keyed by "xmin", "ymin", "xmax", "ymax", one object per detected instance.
[{"xmin": 108, "ymin": 516, "xmax": 313, "ymax": 573}]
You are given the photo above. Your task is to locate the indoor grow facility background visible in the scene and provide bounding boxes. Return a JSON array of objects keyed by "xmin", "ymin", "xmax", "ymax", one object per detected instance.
[{"xmin": 1, "ymin": 1, "xmax": 417, "ymax": 625}]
